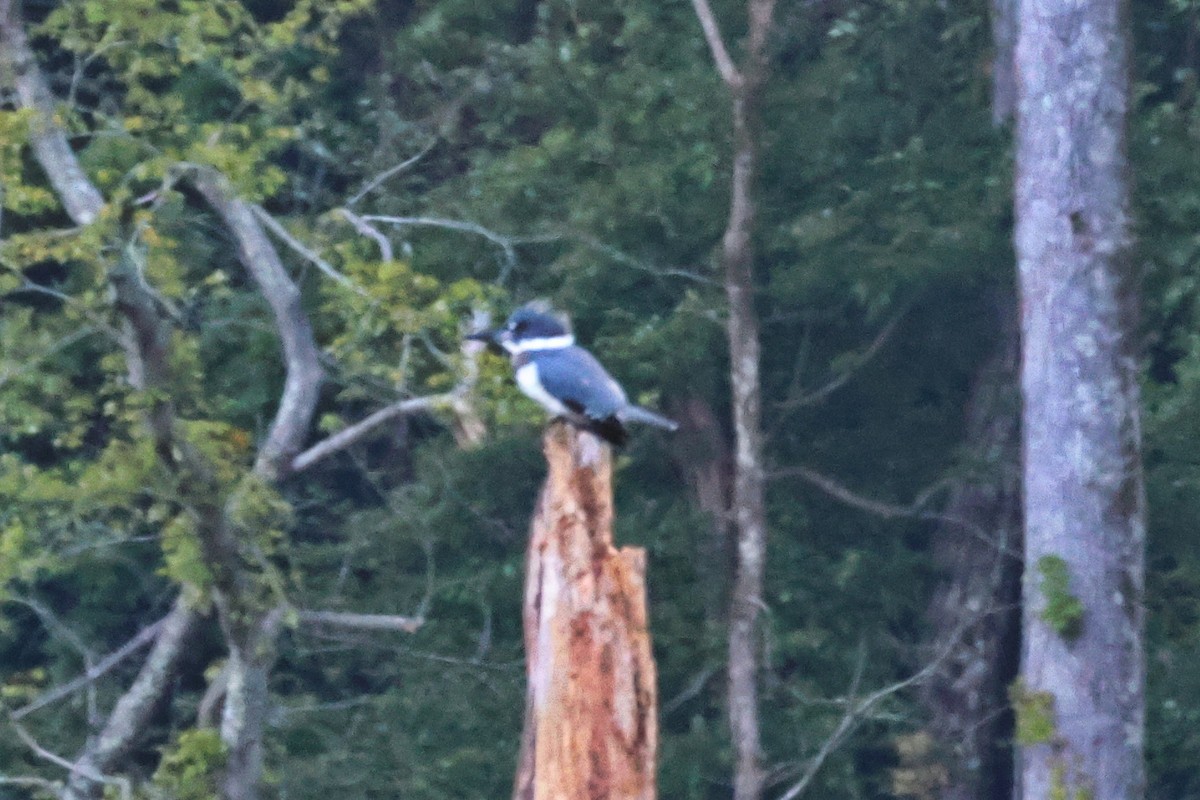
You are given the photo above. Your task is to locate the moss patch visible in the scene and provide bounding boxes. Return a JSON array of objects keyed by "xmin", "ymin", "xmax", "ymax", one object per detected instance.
[
  {"xmin": 1037, "ymin": 555, "xmax": 1084, "ymax": 641},
  {"xmin": 1009, "ymin": 678, "xmax": 1056, "ymax": 746}
]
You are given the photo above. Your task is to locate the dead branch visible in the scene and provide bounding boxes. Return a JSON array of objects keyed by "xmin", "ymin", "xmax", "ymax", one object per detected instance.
[
  {"xmin": 290, "ymin": 393, "xmax": 451, "ymax": 473},
  {"xmin": 63, "ymin": 597, "xmax": 197, "ymax": 799},
  {"xmin": 774, "ymin": 309, "xmax": 906, "ymax": 413},
  {"xmin": 774, "ymin": 600, "xmax": 994, "ymax": 800},
  {"xmin": 297, "ymin": 610, "xmax": 424, "ymax": 634},
  {"xmin": 9, "ymin": 718, "xmax": 131, "ymax": 800},
  {"xmin": 358, "ymin": 214, "xmax": 519, "ymax": 281}
]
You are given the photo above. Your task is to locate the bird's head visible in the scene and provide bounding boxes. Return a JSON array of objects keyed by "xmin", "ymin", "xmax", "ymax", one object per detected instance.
[{"xmin": 466, "ymin": 306, "xmax": 574, "ymax": 354}]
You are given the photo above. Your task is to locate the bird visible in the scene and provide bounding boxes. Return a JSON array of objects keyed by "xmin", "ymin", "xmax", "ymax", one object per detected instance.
[{"xmin": 466, "ymin": 307, "xmax": 678, "ymax": 446}]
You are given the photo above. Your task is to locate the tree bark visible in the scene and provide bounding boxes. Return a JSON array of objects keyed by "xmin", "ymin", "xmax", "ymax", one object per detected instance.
[
  {"xmin": 513, "ymin": 422, "xmax": 657, "ymax": 800},
  {"xmin": 1015, "ymin": 1, "xmax": 1145, "ymax": 799},
  {"xmin": 688, "ymin": 1, "xmax": 776, "ymax": 796},
  {"xmin": 0, "ymin": 0, "xmax": 104, "ymax": 225},
  {"xmin": 63, "ymin": 597, "xmax": 199, "ymax": 800},
  {"xmin": 921, "ymin": 296, "xmax": 1021, "ymax": 800},
  {"xmin": 990, "ymin": 0, "xmax": 1018, "ymax": 126}
]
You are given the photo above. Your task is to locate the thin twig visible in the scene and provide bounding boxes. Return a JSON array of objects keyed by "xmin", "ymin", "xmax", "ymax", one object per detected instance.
[
  {"xmin": 9, "ymin": 718, "xmax": 131, "ymax": 800},
  {"xmin": 776, "ymin": 308, "xmax": 907, "ymax": 413},
  {"xmin": 346, "ymin": 139, "xmax": 437, "ymax": 206},
  {"xmin": 770, "ymin": 465, "xmax": 1020, "ymax": 559},
  {"xmin": 250, "ymin": 204, "xmax": 369, "ymax": 296},
  {"xmin": 359, "ymin": 214, "xmax": 519, "ymax": 282},
  {"xmin": 12, "ymin": 616, "xmax": 167, "ymax": 721},
  {"xmin": 774, "ymin": 605, "xmax": 985, "ymax": 800}
]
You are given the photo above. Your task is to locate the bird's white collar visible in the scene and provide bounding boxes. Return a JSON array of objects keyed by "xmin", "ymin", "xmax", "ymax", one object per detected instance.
[{"xmin": 506, "ymin": 334, "xmax": 575, "ymax": 354}]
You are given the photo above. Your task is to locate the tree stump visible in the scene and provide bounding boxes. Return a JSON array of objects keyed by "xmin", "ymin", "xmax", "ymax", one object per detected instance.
[{"xmin": 513, "ymin": 422, "xmax": 658, "ymax": 800}]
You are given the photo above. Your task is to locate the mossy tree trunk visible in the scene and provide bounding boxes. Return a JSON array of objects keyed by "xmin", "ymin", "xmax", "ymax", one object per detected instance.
[
  {"xmin": 1014, "ymin": 1, "xmax": 1145, "ymax": 798},
  {"xmin": 513, "ymin": 422, "xmax": 658, "ymax": 800}
]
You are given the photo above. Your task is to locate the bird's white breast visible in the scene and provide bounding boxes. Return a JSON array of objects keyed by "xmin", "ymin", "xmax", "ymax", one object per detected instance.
[{"xmin": 515, "ymin": 362, "xmax": 570, "ymax": 416}]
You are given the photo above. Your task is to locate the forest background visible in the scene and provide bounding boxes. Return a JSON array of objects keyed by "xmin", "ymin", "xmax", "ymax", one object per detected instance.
[{"xmin": 0, "ymin": 0, "xmax": 1197, "ymax": 798}]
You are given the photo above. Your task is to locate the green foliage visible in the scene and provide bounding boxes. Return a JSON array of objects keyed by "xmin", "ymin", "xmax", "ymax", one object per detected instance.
[
  {"xmin": 1037, "ymin": 555, "xmax": 1085, "ymax": 641},
  {"xmin": 1, "ymin": 0, "xmax": 1198, "ymax": 797},
  {"xmin": 150, "ymin": 728, "xmax": 227, "ymax": 800}
]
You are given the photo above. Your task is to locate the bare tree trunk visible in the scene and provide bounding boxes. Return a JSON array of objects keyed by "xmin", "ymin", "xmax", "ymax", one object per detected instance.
[
  {"xmin": 921, "ymin": 295, "xmax": 1021, "ymax": 800},
  {"xmin": 1015, "ymin": 1, "xmax": 1145, "ymax": 798},
  {"xmin": 688, "ymin": 1, "xmax": 776, "ymax": 796},
  {"xmin": 513, "ymin": 422, "xmax": 657, "ymax": 800}
]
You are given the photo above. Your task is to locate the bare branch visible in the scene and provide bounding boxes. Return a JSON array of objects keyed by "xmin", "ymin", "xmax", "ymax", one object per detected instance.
[
  {"xmin": 567, "ymin": 231, "xmax": 721, "ymax": 287},
  {"xmin": 290, "ymin": 393, "xmax": 451, "ymax": 473},
  {"xmin": 9, "ymin": 596, "xmax": 93, "ymax": 661},
  {"xmin": 770, "ymin": 464, "xmax": 1021, "ymax": 560},
  {"xmin": 191, "ymin": 168, "xmax": 325, "ymax": 479},
  {"xmin": 339, "ymin": 208, "xmax": 394, "ymax": 263},
  {"xmin": 0, "ymin": 0, "xmax": 104, "ymax": 225},
  {"xmin": 0, "ymin": 775, "xmax": 63, "ymax": 793},
  {"xmin": 250, "ymin": 204, "xmax": 368, "ymax": 296},
  {"xmin": 689, "ymin": 0, "xmax": 742, "ymax": 88},
  {"xmin": 18, "ymin": 280, "xmax": 129, "ymax": 344},
  {"xmin": 359, "ymin": 214, "xmax": 519, "ymax": 282},
  {"xmin": 774, "ymin": 613, "xmax": 980, "ymax": 800},
  {"xmin": 297, "ymin": 610, "xmax": 424, "ymax": 634},
  {"xmin": 345, "ymin": 139, "xmax": 436, "ymax": 206},
  {"xmin": 11, "ymin": 614, "xmax": 167, "ymax": 721},
  {"xmin": 9, "ymin": 719, "xmax": 131, "ymax": 800},
  {"xmin": 57, "ymin": 598, "xmax": 197, "ymax": 800},
  {"xmin": 775, "ymin": 309, "xmax": 906, "ymax": 412}
]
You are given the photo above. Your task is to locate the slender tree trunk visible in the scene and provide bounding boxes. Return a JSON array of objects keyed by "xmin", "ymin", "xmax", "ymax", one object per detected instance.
[
  {"xmin": 688, "ymin": 1, "xmax": 777, "ymax": 795},
  {"xmin": 921, "ymin": 295, "xmax": 1022, "ymax": 800},
  {"xmin": 1015, "ymin": 1, "xmax": 1145, "ymax": 798},
  {"xmin": 514, "ymin": 422, "xmax": 657, "ymax": 800}
]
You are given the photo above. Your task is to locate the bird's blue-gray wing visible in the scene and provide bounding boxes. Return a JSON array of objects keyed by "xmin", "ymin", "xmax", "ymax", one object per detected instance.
[{"xmin": 532, "ymin": 347, "xmax": 627, "ymax": 419}]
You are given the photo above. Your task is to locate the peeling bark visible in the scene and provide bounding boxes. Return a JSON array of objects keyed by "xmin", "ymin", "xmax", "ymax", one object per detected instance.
[
  {"xmin": 514, "ymin": 422, "xmax": 657, "ymax": 800},
  {"xmin": 1015, "ymin": 1, "xmax": 1145, "ymax": 798}
]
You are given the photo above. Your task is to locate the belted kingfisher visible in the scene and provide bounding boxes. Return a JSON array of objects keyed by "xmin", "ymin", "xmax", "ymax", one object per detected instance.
[{"xmin": 467, "ymin": 307, "xmax": 678, "ymax": 446}]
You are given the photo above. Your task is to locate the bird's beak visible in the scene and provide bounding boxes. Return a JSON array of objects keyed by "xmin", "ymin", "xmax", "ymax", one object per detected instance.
[
  {"xmin": 465, "ymin": 328, "xmax": 511, "ymax": 356},
  {"xmin": 465, "ymin": 329, "xmax": 497, "ymax": 344}
]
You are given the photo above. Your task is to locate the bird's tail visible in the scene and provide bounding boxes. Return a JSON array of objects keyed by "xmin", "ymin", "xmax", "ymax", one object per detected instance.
[{"xmin": 620, "ymin": 405, "xmax": 679, "ymax": 432}]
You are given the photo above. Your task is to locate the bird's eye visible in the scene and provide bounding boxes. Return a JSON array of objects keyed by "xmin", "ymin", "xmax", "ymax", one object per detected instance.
[{"xmin": 513, "ymin": 321, "xmax": 527, "ymax": 333}]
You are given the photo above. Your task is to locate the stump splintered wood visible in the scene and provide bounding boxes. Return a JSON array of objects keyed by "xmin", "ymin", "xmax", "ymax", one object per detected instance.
[{"xmin": 514, "ymin": 422, "xmax": 658, "ymax": 800}]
